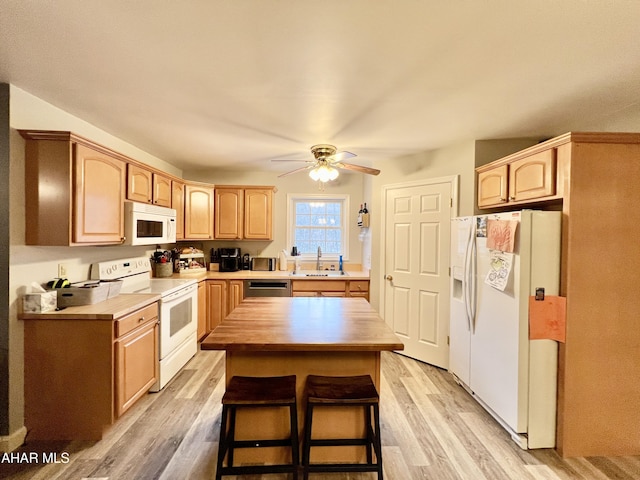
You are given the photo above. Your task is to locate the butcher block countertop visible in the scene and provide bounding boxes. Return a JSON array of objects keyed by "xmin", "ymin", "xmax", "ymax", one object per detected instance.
[
  {"xmin": 19, "ymin": 294, "xmax": 160, "ymax": 320},
  {"xmin": 201, "ymin": 297, "xmax": 404, "ymax": 352}
]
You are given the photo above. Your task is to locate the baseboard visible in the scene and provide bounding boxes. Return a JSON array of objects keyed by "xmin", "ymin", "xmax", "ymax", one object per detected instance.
[{"xmin": 0, "ymin": 426, "xmax": 27, "ymax": 452}]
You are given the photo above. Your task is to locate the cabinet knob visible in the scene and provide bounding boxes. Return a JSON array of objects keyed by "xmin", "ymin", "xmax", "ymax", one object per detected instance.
[
  {"xmin": 385, "ymin": 275, "xmax": 393, "ymax": 281},
  {"xmin": 509, "ymin": 196, "xmax": 516, "ymax": 201},
  {"xmin": 500, "ymin": 198, "xmax": 507, "ymax": 202},
  {"xmin": 138, "ymin": 316, "xmax": 145, "ymax": 322}
]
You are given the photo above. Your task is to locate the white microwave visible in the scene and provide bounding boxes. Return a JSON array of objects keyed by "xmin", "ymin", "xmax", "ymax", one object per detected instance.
[{"xmin": 124, "ymin": 201, "xmax": 177, "ymax": 246}]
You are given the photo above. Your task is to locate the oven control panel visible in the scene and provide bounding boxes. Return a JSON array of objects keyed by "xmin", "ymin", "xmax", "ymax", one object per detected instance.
[{"xmin": 91, "ymin": 257, "xmax": 152, "ymax": 280}]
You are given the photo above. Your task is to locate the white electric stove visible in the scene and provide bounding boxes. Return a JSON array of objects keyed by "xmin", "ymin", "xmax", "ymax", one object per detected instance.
[{"xmin": 91, "ymin": 256, "xmax": 198, "ymax": 392}]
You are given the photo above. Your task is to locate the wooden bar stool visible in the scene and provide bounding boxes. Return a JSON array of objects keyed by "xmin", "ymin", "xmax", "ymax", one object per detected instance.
[
  {"xmin": 216, "ymin": 375, "xmax": 299, "ymax": 480},
  {"xmin": 301, "ymin": 374, "xmax": 383, "ymax": 479}
]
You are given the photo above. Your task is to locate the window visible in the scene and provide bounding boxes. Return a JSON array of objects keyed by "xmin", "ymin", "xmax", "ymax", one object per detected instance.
[{"xmin": 287, "ymin": 194, "xmax": 349, "ymax": 260}]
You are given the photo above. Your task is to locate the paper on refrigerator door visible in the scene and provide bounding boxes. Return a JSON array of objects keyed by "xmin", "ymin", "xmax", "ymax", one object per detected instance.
[
  {"xmin": 486, "ymin": 219, "xmax": 518, "ymax": 253},
  {"xmin": 485, "ymin": 251, "xmax": 514, "ymax": 291}
]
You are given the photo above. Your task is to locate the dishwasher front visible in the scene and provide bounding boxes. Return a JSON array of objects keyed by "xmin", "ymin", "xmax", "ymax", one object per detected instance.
[{"xmin": 243, "ymin": 279, "xmax": 291, "ymax": 297}]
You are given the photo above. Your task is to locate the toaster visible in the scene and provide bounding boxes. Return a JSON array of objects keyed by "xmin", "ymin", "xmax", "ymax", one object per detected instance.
[{"xmin": 251, "ymin": 257, "xmax": 276, "ymax": 271}]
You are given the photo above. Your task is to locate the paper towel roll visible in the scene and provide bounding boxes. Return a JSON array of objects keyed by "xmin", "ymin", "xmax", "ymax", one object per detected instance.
[{"xmin": 278, "ymin": 250, "xmax": 287, "ymax": 271}]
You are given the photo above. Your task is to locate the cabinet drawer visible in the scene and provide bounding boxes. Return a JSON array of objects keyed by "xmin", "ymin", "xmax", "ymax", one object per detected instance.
[
  {"xmin": 349, "ymin": 281, "xmax": 369, "ymax": 294},
  {"xmin": 116, "ymin": 303, "xmax": 158, "ymax": 338},
  {"xmin": 291, "ymin": 280, "xmax": 347, "ymax": 292}
]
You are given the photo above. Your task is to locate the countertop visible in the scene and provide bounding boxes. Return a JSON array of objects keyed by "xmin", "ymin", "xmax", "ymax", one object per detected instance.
[
  {"xmin": 201, "ymin": 297, "xmax": 404, "ymax": 352},
  {"xmin": 174, "ymin": 270, "xmax": 371, "ymax": 281},
  {"xmin": 19, "ymin": 294, "xmax": 160, "ymax": 320}
]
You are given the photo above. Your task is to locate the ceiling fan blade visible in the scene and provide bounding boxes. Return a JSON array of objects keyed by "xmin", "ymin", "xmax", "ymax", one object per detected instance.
[
  {"xmin": 326, "ymin": 151, "xmax": 356, "ymax": 163},
  {"xmin": 335, "ymin": 162, "xmax": 380, "ymax": 176},
  {"xmin": 277, "ymin": 165, "xmax": 312, "ymax": 178},
  {"xmin": 271, "ymin": 159, "xmax": 315, "ymax": 163}
]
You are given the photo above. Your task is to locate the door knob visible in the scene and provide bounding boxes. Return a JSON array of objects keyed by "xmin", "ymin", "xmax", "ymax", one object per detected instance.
[{"xmin": 385, "ymin": 275, "xmax": 393, "ymax": 281}]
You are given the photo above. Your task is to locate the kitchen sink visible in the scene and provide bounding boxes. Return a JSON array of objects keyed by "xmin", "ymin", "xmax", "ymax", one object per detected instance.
[{"xmin": 291, "ymin": 271, "xmax": 348, "ymax": 277}]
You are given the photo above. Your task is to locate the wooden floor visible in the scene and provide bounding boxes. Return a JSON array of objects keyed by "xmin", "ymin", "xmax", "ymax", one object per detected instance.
[{"xmin": 2, "ymin": 349, "xmax": 639, "ymax": 480}]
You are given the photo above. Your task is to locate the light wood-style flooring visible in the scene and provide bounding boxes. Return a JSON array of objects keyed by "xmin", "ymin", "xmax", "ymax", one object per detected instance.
[{"xmin": 2, "ymin": 350, "xmax": 639, "ymax": 480}]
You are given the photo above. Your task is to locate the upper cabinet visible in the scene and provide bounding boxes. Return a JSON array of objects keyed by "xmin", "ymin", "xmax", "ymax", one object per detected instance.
[
  {"xmin": 184, "ymin": 182, "xmax": 214, "ymax": 240},
  {"xmin": 214, "ymin": 186, "xmax": 274, "ymax": 240},
  {"xmin": 214, "ymin": 187, "xmax": 243, "ymax": 239},
  {"xmin": 477, "ymin": 147, "xmax": 559, "ymax": 208},
  {"xmin": 244, "ymin": 188, "xmax": 274, "ymax": 240},
  {"xmin": 21, "ymin": 131, "xmax": 127, "ymax": 245},
  {"xmin": 477, "ymin": 165, "xmax": 508, "ymax": 207},
  {"xmin": 172, "ymin": 180, "xmax": 185, "ymax": 241},
  {"xmin": 127, "ymin": 164, "xmax": 172, "ymax": 207},
  {"xmin": 508, "ymin": 150, "xmax": 556, "ymax": 203}
]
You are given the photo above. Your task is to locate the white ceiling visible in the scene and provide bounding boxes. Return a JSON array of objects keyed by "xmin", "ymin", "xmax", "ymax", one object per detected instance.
[{"xmin": 2, "ymin": 1, "xmax": 640, "ymax": 173}]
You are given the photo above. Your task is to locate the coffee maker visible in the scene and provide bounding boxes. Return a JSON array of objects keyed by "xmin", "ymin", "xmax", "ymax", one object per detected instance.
[{"xmin": 218, "ymin": 248, "xmax": 242, "ymax": 272}]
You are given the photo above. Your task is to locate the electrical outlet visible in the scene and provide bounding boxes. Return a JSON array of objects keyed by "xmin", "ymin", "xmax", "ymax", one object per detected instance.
[{"xmin": 58, "ymin": 263, "xmax": 68, "ymax": 278}]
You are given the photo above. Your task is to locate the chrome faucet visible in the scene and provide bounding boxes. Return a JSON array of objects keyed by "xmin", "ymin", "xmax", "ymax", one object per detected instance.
[{"xmin": 316, "ymin": 246, "xmax": 322, "ymax": 271}]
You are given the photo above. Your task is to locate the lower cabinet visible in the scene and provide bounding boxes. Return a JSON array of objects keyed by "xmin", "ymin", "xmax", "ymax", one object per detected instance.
[
  {"xmin": 228, "ymin": 279, "xmax": 244, "ymax": 312},
  {"xmin": 206, "ymin": 280, "xmax": 228, "ymax": 334},
  {"xmin": 291, "ymin": 279, "xmax": 369, "ymax": 301},
  {"xmin": 23, "ymin": 302, "xmax": 159, "ymax": 440},
  {"xmin": 198, "ymin": 278, "xmax": 370, "ymax": 342},
  {"xmin": 115, "ymin": 313, "xmax": 158, "ymax": 417},
  {"xmin": 197, "ymin": 280, "xmax": 207, "ymax": 340},
  {"xmin": 201, "ymin": 279, "xmax": 245, "ymax": 340}
]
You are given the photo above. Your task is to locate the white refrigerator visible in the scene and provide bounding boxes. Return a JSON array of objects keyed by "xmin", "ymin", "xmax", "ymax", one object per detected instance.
[{"xmin": 449, "ymin": 210, "xmax": 561, "ymax": 449}]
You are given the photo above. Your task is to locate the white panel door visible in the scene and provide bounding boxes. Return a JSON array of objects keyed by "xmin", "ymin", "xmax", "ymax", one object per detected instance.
[{"xmin": 383, "ymin": 180, "xmax": 453, "ymax": 367}]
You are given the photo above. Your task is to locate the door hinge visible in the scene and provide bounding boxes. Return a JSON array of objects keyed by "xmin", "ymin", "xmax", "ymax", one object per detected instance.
[
  {"xmin": 447, "ymin": 335, "xmax": 450, "ymax": 346},
  {"xmin": 450, "ymin": 198, "xmax": 453, "ymax": 208},
  {"xmin": 448, "ymin": 266, "xmax": 451, "ymax": 277}
]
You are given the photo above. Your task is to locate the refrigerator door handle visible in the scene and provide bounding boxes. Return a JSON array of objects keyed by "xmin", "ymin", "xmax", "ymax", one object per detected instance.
[
  {"xmin": 469, "ymin": 230, "xmax": 478, "ymax": 332},
  {"xmin": 462, "ymin": 221, "xmax": 473, "ymax": 330}
]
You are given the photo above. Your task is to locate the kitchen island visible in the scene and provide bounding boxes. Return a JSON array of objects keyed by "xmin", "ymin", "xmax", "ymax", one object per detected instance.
[{"xmin": 201, "ymin": 296, "xmax": 403, "ymax": 464}]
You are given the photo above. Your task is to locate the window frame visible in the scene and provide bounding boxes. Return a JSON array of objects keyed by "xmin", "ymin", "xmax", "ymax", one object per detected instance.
[{"xmin": 286, "ymin": 193, "xmax": 350, "ymax": 261}]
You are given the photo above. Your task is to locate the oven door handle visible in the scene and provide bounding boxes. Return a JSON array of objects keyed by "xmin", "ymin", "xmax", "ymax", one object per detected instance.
[{"xmin": 162, "ymin": 283, "xmax": 197, "ymax": 302}]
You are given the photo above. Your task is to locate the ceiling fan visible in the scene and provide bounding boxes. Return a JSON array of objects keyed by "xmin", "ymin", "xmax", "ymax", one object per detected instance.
[{"xmin": 273, "ymin": 144, "xmax": 380, "ymax": 183}]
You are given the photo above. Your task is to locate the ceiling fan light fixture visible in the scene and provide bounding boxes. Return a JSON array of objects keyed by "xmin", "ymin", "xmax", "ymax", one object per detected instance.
[{"xmin": 309, "ymin": 164, "xmax": 339, "ymax": 182}]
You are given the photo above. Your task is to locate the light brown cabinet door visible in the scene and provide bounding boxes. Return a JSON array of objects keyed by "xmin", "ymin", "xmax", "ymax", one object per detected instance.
[
  {"xmin": 197, "ymin": 281, "xmax": 207, "ymax": 340},
  {"xmin": 172, "ymin": 181, "xmax": 185, "ymax": 240},
  {"xmin": 228, "ymin": 280, "xmax": 244, "ymax": 313},
  {"xmin": 348, "ymin": 280, "xmax": 370, "ymax": 301},
  {"xmin": 74, "ymin": 144, "xmax": 126, "ymax": 244},
  {"xmin": 127, "ymin": 164, "xmax": 153, "ymax": 203},
  {"xmin": 477, "ymin": 165, "xmax": 508, "ymax": 208},
  {"xmin": 215, "ymin": 188, "xmax": 243, "ymax": 239},
  {"xmin": 184, "ymin": 183, "xmax": 214, "ymax": 240},
  {"xmin": 244, "ymin": 188, "xmax": 273, "ymax": 240},
  {"xmin": 153, "ymin": 173, "xmax": 172, "ymax": 207},
  {"xmin": 207, "ymin": 280, "xmax": 227, "ymax": 332},
  {"xmin": 115, "ymin": 320, "xmax": 158, "ymax": 418},
  {"xmin": 508, "ymin": 149, "xmax": 556, "ymax": 202}
]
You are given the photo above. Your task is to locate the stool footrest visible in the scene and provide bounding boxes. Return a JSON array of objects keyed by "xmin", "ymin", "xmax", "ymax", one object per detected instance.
[
  {"xmin": 308, "ymin": 438, "xmax": 370, "ymax": 447},
  {"xmin": 306, "ymin": 463, "xmax": 381, "ymax": 473},
  {"xmin": 230, "ymin": 439, "xmax": 296, "ymax": 449},
  {"xmin": 219, "ymin": 464, "xmax": 299, "ymax": 476}
]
